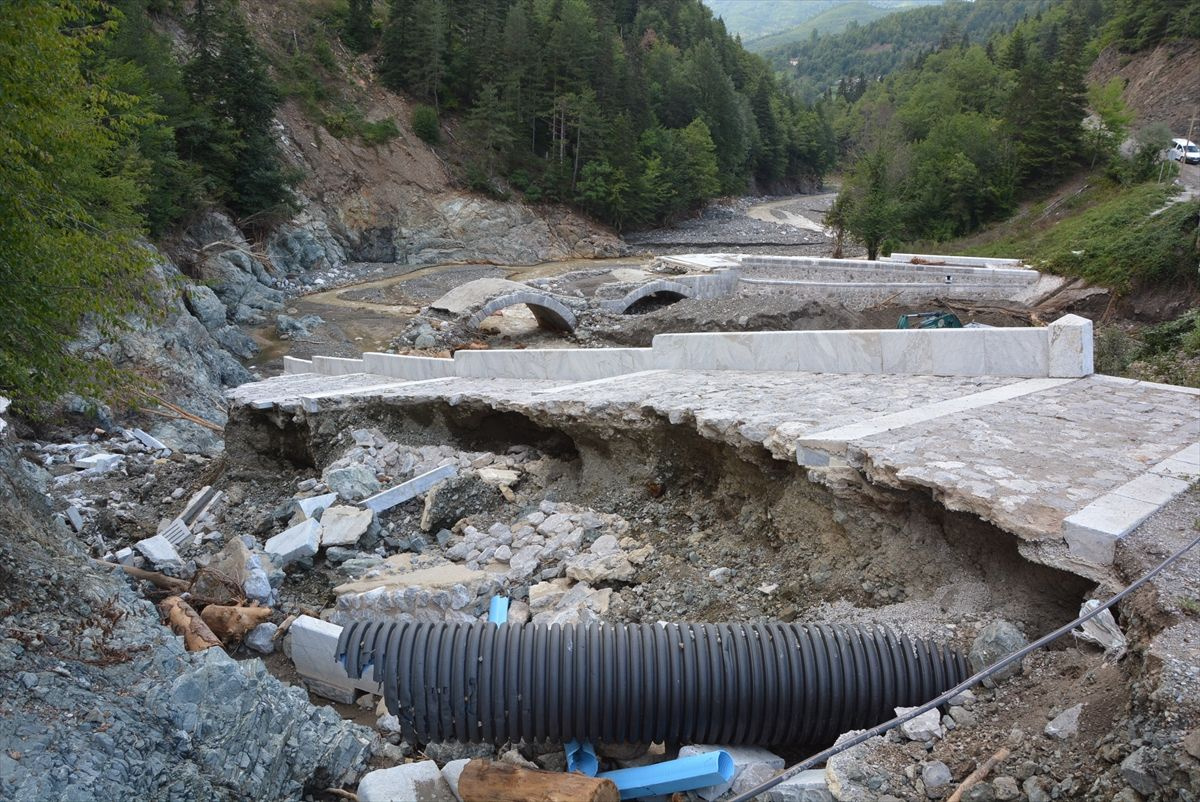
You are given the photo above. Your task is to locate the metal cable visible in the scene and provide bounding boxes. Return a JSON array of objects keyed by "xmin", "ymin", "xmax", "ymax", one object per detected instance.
[{"xmin": 728, "ymin": 531, "xmax": 1200, "ymax": 802}]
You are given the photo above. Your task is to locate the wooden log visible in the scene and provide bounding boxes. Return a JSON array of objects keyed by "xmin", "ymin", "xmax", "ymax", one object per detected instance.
[
  {"xmin": 159, "ymin": 596, "xmax": 221, "ymax": 651},
  {"xmin": 199, "ymin": 604, "xmax": 273, "ymax": 644},
  {"xmin": 100, "ymin": 561, "xmax": 190, "ymax": 594},
  {"xmin": 458, "ymin": 759, "xmax": 619, "ymax": 802}
]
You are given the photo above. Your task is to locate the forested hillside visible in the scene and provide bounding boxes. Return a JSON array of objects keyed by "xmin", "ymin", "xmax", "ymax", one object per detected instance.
[
  {"xmin": 375, "ymin": 0, "xmax": 836, "ymax": 228},
  {"xmin": 828, "ymin": 0, "xmax": 1199, "ymax": 299},
  {"xmin": 771, "ymin": 0, "xmax": 1048, "ymax": 98}
]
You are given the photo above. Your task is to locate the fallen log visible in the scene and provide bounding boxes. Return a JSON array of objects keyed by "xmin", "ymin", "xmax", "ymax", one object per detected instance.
[
  {"xmin": 458, "ymin": 759, "xmax": 619, "ymax": 802},
  {"xmin": 159, "ymin": 596, "xmax": 221, "ymax": 651},
  {"xmin": 200, "ymin": 604, "xmax": 273, "ymax": 644}
]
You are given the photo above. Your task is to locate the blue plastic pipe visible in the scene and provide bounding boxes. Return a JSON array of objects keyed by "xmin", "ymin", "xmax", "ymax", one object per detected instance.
[
  {"xmin": 565, "ymin": 740, "xmax": 599, "ymax": 776},
  {"xmin": 598, "ymin": 750, "xmax": 735, "ymax": 800},
  {"xmin": 488, "ymin": 595, "xmax": 509, "ymax": 625}
]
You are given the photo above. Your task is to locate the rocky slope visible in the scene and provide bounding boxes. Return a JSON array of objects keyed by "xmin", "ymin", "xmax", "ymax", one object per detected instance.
[{"xmin": 0, "ymin": 407, "xmax": 376, "ymax": 801}]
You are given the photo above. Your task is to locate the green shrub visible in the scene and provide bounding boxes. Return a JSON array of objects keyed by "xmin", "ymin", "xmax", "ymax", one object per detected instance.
[
  {"xmin": 360, "ymin": 117, "xmax": 399, "ymax": 145},
  {"xmin": 411, "ymin": 104, "xmax": 439, "ymax": 144}
]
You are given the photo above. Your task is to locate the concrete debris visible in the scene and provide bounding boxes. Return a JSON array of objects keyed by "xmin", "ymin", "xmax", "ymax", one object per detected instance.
[
  {"xmin": 319, "ymin": 505, "xmax": 374, "ymax": 547},
  {"xmin": 442, "ymin": 758, "xmax": 470, "ymax": 802},
  {"xmin": 134, "ymin": 534, "xmax": 181, "ymax": 569},
  {"xmin": 296, "ymin": 492, "xmax": 338, "ymax": 519},
  {"xmin": 1044, "ymin": 703, "xmax": 1083, "ymax": 740},
  {"xmin": 265, "ymin": 518, "xmax": 320, "ymax": 566},
  {"xmin": 64, "ymin": 505, "xmax": 85, "ymax": 532},
  {"xmin": 897, "ymin": 707, "xmax": 944, "ymax": 742},
  {"xmin": 130, "ymin": 428, "xmax": 168, "ymax": 452},
  {"xmin": 362, "ymin": 464, "xmax": 457, "ymax": 514},
  {"xmin": 75, "ymin": 453, "xmax": 123, "ymax": 472},
  {"xmin": 1073, "ymin": 599, "xmax": 1127, "ymax": 659},
  {"xmin": 357, "ymin": 760, "xmax": 457, "ymax": 802},
  {"xmin": 766, "ymin": 768, "xmax": 834, "ymax": 802}
]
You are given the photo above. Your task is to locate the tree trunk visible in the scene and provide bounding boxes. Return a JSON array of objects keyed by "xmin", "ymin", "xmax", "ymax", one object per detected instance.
[
  {"xmin": 200, "ymin": 604, "xmax": 273, "ymax": 644},
  {"xmin": 458, "ymin": 760, "xmax": 620, "ymax": 802},
  {"xmin": 159, "ymin": 596, "xmax": 221, "ymax": 652}
]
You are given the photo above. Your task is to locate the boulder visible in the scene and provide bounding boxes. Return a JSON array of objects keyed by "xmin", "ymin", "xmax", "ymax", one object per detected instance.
[
  {"xmin": 324, "ymin": 465, "xmax": 381, "ymax": 502},
  {"xmin": 969, "ymin": 620, "xmax": 1028, "ymax": 686}
]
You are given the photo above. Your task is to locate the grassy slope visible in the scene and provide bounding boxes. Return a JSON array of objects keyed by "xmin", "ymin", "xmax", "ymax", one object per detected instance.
[
  {"xmin": 958, "ymin": 181, "xmax": 1198, "ymax": 294},
  {"xmin": 949, "ymin": 179, "xmax": 1200, "ymax": 386}
]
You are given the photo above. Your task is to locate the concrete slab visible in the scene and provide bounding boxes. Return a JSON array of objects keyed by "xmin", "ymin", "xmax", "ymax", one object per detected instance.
[{"xmin": 360, "ymin": 464, "xmax": 457, "ymax": 514}]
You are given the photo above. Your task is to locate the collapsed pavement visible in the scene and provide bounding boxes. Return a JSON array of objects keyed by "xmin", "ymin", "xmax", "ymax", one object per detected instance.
[{"xmin": 4, "ymin": 292, "xmax": 1198, "ymax": 800}]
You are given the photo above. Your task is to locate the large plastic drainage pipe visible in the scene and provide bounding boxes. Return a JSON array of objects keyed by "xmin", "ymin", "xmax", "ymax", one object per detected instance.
[{"xmin": 336, "ymin": 621, "xmax": 966, "ymax": 745}]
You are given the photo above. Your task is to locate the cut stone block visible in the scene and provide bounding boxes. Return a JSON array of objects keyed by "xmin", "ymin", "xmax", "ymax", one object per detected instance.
[
  {"xmin": 265, "ymin": 519, "xmax": 321, "ymax": 566},
  {"xmin": 360, "ymin": 464, "xmax": 457, "ymax": 514},
  {"xmin": 65, "ymin": 505, "xmax": 85, "ymax": 532},
  {"xmin": 114, "ymin": 547, "xmax": 135, "ymax": 566},
  {"xmin": 1048, "ymin": 314, "xmax": 1094, "ymax": 378},
  {"xmin": 158, "ymin": 517, "xmax": 191, "ymax": 547},
  {"xmin": 678, "ymin": 745, "xmax": 784, "ymax": 801},
  {"xmin": 1110, "ymin": 473, "xmax": 1191, "ymax": 506},
  {"xmin": 285, "ymin": 615, "xmax": 380, "ymax": 702},
  {"xmin": 767, "ymin": 769, "xmax": 833, "ymax": 802},
  {"xmin": 319, "ymin": 505, "xmax": 373, "ymax": 547},
  {"xmin": 1063, "ymin": 494, "xmax": 1161, "ymax": 565},
  {"xmin": 296, "ymin": 492, "xmax": 338, "ymax": 519},
  {"xmin": 75, "ymin": 453, "xmax": 123, "ymax": 472},
  {"xmin": 131, "ymin": 428, "xmax": 167, "ymax": 451},
  {"xmin": 357, "ymin": 761, "xmax": 456, "ymax": 802},
  {"xmin": 134, "ymin": 534, "xmax": 181, "ymax": 568}
]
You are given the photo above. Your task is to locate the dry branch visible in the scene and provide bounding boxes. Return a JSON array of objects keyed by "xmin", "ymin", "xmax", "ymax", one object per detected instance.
[
  {"xmin": 947, "ymin": 747, "xmax": 1012, "ymax": 802},
  {"xmin": 100, "ymin": 561, "xmax": 190, "ymax": 594}
]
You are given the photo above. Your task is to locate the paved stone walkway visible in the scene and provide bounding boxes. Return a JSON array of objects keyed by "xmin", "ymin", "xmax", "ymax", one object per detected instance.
[{"xmin": 229, "ymin": 368, "xmax": 1198, "ymax": 576}]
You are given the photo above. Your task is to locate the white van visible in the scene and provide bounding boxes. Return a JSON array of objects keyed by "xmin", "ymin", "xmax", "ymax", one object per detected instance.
[{"xmin": 1169, "ymin": 138, "xmax": 1200, "ymax": 164}]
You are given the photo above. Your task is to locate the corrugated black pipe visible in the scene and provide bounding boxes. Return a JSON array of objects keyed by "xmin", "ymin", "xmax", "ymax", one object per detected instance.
[{"xmin": 338, "ymin": 621, "xmax": 967, "ymax": 745}]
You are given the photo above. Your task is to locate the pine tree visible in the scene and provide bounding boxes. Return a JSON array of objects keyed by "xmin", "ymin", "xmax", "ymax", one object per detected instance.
[{"xmin": 180, "ymin": 0, "xmax": 294, "ymax": 222}]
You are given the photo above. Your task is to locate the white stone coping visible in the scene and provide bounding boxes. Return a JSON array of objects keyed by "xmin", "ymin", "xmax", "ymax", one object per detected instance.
[
  {"xmin": 884, "ymin": 252, "xmax": 1028, "ymax": 269},
  {"xmin": 736, "ymin": 254, "xmax": 1037, "ymax": 279},
  {"xmin": 1063, "ymin": 442, "xmax": 1200, "ymax": 566},
  {"xmin": 281, "ymin": 315, "xmax": 1097, "ymax": 388}
]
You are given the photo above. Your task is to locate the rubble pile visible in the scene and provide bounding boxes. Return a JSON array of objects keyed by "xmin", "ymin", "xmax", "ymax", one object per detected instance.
[{"xmin": 5, "ymin": 397, "xmax": 1198, "ymax": 802}]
